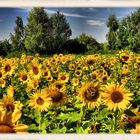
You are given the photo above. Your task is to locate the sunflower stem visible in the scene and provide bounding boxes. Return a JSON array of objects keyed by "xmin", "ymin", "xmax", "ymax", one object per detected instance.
[
  {"xmin": 39, "ymin": 111, "xmax": 41, "ymax": 133},
  {"xmin": 114, "ymin": 109, "xmax": 118, "ymax": 133}
]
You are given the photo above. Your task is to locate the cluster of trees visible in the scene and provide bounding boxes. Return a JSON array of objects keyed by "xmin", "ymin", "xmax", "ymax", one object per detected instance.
[
  {"xmin": 106, "ymin": 8, "xmax": 140, "ymax": 53},
  {"xmin": 0, "ymin": 8, "xmax": 100, "ymax": 56},
  {"xmin": 1, "ymin": 8, "xmax": 140, "ymax": 56}
]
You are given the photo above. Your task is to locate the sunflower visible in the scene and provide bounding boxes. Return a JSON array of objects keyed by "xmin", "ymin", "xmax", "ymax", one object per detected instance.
[
  {"xmin": 74, "ymin": 69, "xmax": 82, "ymax": 77},
  {"xmin": 29, "ymin": 62, "xmax": 42, "ymax": 80},
  {"xmin": 27, "ymin": 78, "xmax": 39, "ymax": 91},
  {"xmin": 90, "ymin": 72, "xmax": 97, "ymax": 80},
  {"xmin": 136, "ymin": 56, "xmax": 140, "ymax": 65},
  {"xmin": 122, "ymin": 64, "xmax": 130, "ymax": 75},
  {"xmin": 7, "ymin": 85, "xmax": 14, "ymax": 97},
  {"xmin": 0, "ymin": 108, "xmax": 28, "ymax": 133},
  {"xmin": 1, "ymin": 59, "xmax": 16, "ymax": 77},
  {"xmin": 19, "ymin": 70, "xmax": 29, "ymax": 84},
  {"xmin": 0, "ymin": 95, "xmax": 23, "ymax": 112},
  {"xmin": 68, "ymin": 63, "xmax": 75, "ymax": 71},
  {"xmin": 102, "ymin": 82, "xmax": 133, "ymax": 111},
  {"xmin": 51, "ymin": 65, "xmax": 58, "ymax": 73},
  {"xmin": 119, "ymin": 50, "xmax": 132, "ymax": 64},
  {"xmin": 29, "ymin": 92, "xmax": 51, "ymax": 112},
  {"xmin": 0, "ymin": 79, "xmax": 6, "ymax": 88},
  {"xmin": 42, "ymin": 87, "xmax": 67, "ymax": 106},
  {"xmin": 130, "ymin": 123, "xmax": 140, "ymax": 134},
  {"xmin": 58, "ymin": 72, "xmax": 69, "ymax": 83},
  {"xmin": 52, "ymin": 81, "xmax": 65, "ymax": 91},
  {"xmin": 78, "ymin": 82, "xmax": 102, "ymax": 108}
]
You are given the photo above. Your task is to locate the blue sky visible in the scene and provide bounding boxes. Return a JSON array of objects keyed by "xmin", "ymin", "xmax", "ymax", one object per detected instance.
[{"xmin": 0, "ymin": 8, "xmax": 137, "ymax": 42}]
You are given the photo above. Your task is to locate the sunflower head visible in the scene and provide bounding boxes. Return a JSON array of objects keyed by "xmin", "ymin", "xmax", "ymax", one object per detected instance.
[
  {"xmin": 102, "ymin": 82, "xmax": 133, "ymax": 111},
  {"xmin": 0, "ymin": 108, "xmax": 28, "ymax": 133},
  {"xmin": 43, "ymin": 87, "xmax": 67, "ymax": 107},
  {"xmin": 78, "ymin": 82, "xmax": 102, "ymax": 108},
  {"xmin": 19, "ymin": 70, "xmax": 28, "ymax": 83},
  {"xmin": 130, "ymin": 123, "xmax": 140, "ymax": 134},
  {"xmin": 58, "ymin": 72, "xmax": 69, "ymax": 83},
  {"xmin": 29, "ymin": 91, "xmax": 51, "ymax": 112}
]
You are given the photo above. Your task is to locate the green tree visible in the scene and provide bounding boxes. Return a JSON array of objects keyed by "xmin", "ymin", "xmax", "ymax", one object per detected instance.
[
  {"xmin": 106, "ymin": 15, "xmax": 119, "ymax": 50},
  {"xmin": 116, "ymin": 8, "xmax": 140, "ymax": 52},
  {"xmin": 76, "ymin": 33, "xmax": 100, "ymax": 53},
  {"xmin": 0, "ymin": 39, "xmax": 11, "ymax": 56},
  {"xmin": 25, "ymin": 8, "xmax": 50, "ymax": 54},
  {"xmin": 10, "ymin": 16, "xmax": 25, "ymax": 52},
  {"xmin": 49, "ymin": 11, "xmax": 72, "ymax": 54}
]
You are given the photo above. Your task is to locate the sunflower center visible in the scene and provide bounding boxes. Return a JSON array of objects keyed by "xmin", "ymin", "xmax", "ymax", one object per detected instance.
[
  {"xmin": 5, "ymin": 104, "xmax": 15, "ymax": 112},
  {"xmin": 0, "ymin": 125, "xmax": 15, "ymax": 133},
  {"xmin": 33, "ymin": 66, "xmax": 39, "ymax": 75},
  {"xmin": 44, "ymin": 72, "xmax": 48, "ymax": 76},
  {"xmin": 87, "ymin": 60, "xmax": 94, "ymax": 65},
  {"xmin": 22, "ymin": 74, "xmax": 27, "ymax": 81},
  {"xmin": 85, "ymin": 87, "xmax": 99, "ymax": 101},
  {"xmin": 122, "ymin": 56, "xmax": 129, "ymax": 61},
  {"xmin": 5, "ymin": 65, "xmax": 11, "ymax": 72},
  {"xmin": 36, "ymin": 97, "xmax": 44, "ymax": 105},
  {"xmin": 52, "ymin": 92, "xmax": 63, "ymax": 102},
  {"xmin": 111, "ymin": 91, "xmax": 123, "ymax": 103},
  {"xmin": 0, "ymin": 72, "xmax": 2, "ymax": 78},
  {"xmin": 56, "ymin": 84, "xmax": 63, "ymax": 89},
  {"xmin": 61, "ymin": 75, "xmax": 66, "ymax": 80}
]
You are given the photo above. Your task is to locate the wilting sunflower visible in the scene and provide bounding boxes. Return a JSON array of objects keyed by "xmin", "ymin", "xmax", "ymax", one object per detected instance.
[
  {"xmin": 130, "ymin": 123, "xmax": 140, "ymax": 134},
  {"xmin": 42, "ymin": 87, "xmax": 67, "ymax": 106},
  {"xmin": 102, "ymin": 82, "xmax": 133, "ymax": 111},
  {"xmin": 29, "ymin": 92, "xmax": 51, "ymax": 112},
  {"xmin": 0, "ymin": 108, "xmax": 28, "ymax": 133},
  {"xmin": 78, "ymin": 82, "xmax": 102, "ymax": 108}
]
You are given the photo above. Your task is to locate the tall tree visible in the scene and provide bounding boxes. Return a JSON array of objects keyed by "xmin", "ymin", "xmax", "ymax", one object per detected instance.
[
  {"xmin": 10, "ymin": 16, "xmax": 25, "ymax": 51},
  {"xmin": 25, "ymin": 8, "xmax": 50, "ymax": 54},
  {"xmin": 49, "ymin": 11, "xmax": 72, "ymax": 54},
  {"xmin": 75, "ymin": 33, "xmax": 100, "ymax": 52},
  {"xmin": 106, "ymin": 15, "xmax": 119, "ymax": 50}
]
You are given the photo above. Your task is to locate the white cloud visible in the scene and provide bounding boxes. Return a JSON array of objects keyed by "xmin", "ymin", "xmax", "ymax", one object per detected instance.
[
  {"xmin": 45, "ymin": 9, "xmax": 88, "ymax": 18},
  {"xmin": 86, "ymin": 19, "xmax": 105, "ymax": 26}
]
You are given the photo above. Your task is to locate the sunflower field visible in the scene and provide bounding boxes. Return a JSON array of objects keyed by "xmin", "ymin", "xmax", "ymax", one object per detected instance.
[{"xmin": 0, "ymin": 49, "xmax": 140, "ymax": 134}]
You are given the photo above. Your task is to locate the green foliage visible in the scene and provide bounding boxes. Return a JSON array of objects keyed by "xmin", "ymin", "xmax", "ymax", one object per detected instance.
[
  {"xmin": 76, "ymin": 33, "xmax": 101, "ymax": 53},
  {"xmin": 10, "ymin": 16, "xmax": 25, "ymax": 52},
  {"xmin": 25, "ymin": 8, "xmax": 50, "ymax": 54},
  {"xmin": 0, "ymin": 39, "xmax": 12, "ymax": 56},
  {"xmin": 106, "ymin": 15, "xmax": 119, "ymax": 50},
  {"xmin": 48, "ymin": 11, "xmax": 72, "ymax": 54}
]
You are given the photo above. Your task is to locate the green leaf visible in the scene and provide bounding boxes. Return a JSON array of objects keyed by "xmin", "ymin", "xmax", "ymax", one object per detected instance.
[
  {"xmin": 124, "ymin": 109, "xmax": 136, "ymax": 117},
  {"xmin": 51, "ymin": 127, "xmax": 67, "ymax": 133},
  {"xmin": 28, "ymin": 124, "xmax": 38, "ymax": 131},
  {"xmin": 116, "ymin": 129, "xmax": 125, "ymax": 134}
]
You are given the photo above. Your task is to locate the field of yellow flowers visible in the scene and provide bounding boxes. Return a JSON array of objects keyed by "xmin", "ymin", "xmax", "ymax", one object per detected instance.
[{"xmin": 0, "ymin": 50, "xmax": 140, "ymax": 133}]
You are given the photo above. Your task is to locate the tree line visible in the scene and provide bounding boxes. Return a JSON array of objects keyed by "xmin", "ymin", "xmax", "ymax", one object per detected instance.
[
  {"xmin": 0, "ymin": 8, "xmax": 100, "ymax": 57},
  {"xmin": 1, "ymin": 8, "xmax": 140, "ymax": 57}
]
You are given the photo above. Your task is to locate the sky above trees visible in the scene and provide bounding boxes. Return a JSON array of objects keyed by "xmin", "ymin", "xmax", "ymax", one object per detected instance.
[{"xmin": 0, "ymin": 7, "xmax": 137, "ymax": 42}]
